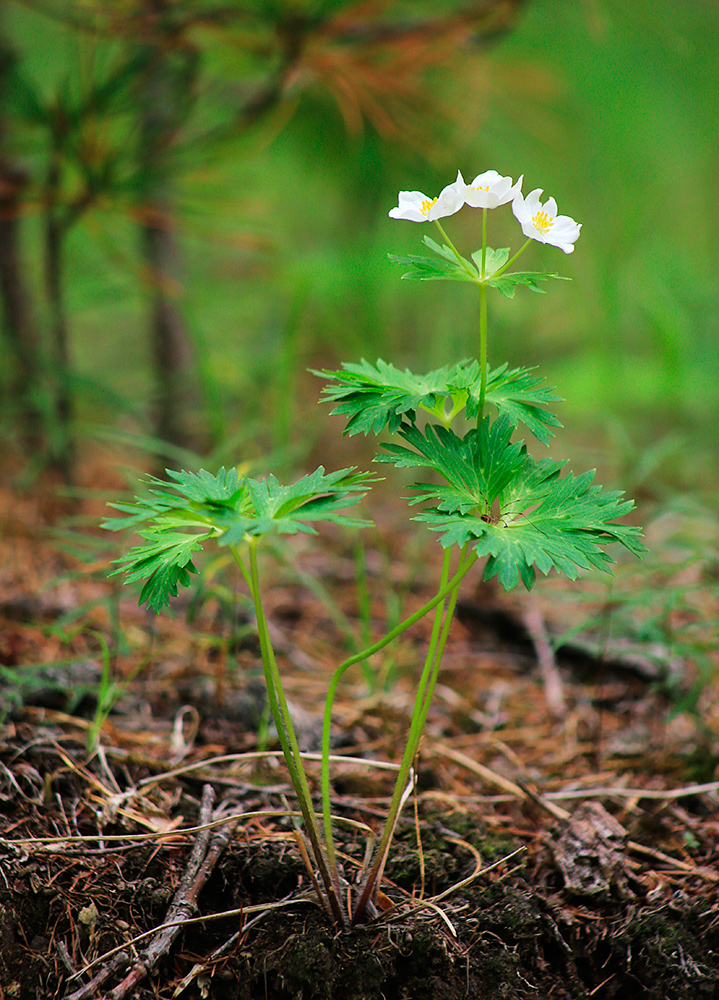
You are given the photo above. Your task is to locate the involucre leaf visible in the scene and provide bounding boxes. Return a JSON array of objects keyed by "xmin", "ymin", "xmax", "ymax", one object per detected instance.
[
  {"xmin": 487, "ymin": 271, "xmax": 569, "ymax": 298},
  {"xmin": 471, "ymin": 246, "xmax": 509, "ymax": 277},
  {"xmin": 412, "ymin": 455, "xmax": 646, "ymax": 591},
  {"xmin": 318, "ymin": 359, "xmax": 562, "ymax": 442},
  {"xmin": 387, "ymin": 252, "xmax": 477, "ymax": 282}
]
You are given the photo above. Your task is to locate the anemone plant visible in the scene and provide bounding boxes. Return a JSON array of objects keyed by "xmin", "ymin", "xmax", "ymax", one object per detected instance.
[{"xmin": 106, "ymin": 168, "xmax": 645, "ymax": 927}]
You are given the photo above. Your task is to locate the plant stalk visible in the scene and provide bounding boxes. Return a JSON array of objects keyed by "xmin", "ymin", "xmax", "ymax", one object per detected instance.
[
  {"xmin": 434, "ymin": 221, "xmax": 478, "ymax": 281},
  {"xmin": 478, "ymin": 281, "xmax": 488, "ymax": 424},
  {"xmin": 320, "ymin": 550, "xmax": 477, "ymax": 883},
  {"xmin": 247, "ymin": 539, "xmax": 346, "ymax": 925},
  {"xmin": 493, "ymin": 237, "xmax": 532, "ymax": 278},
  {"xmin": 351, "ymin": 547, "xmax": 471, "ymax": 924}
]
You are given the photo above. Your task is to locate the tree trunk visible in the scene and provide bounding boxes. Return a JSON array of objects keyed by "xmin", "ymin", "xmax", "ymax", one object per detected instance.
[
  {"xmin": 0, "ymin": 161, "xmax": 44, "ymax": 450},
  {"xmin": 138, "ymin": 4, "xmax": 199, "ymax": 451},
  {"xmin": 0, "ymin": 31, "xmax": 43, "ymax": 452},
  {"xmin": 141, "ymin": 200, "xmax": 194, "ymax": 447},
  {"xmin": 43, "ymin": 131, "xmax": 75, "ymax": 479}
]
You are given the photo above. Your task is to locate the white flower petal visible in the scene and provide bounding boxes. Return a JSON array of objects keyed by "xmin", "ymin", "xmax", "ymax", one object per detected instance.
[
  {"xmin": 427, "ymin": 174, "xmax": 465, "ymax": 220},
  {"xmin": 389, "ymin": 174, "xmax": 465, "ymax": 223},
  {"xmin": 389, "ymin": 190, "xmax": 438, "ymax": 222},
  {"xmin": 512, "ymin": 188, "xmax": 580, "ymax": 252},
  {"xmin": 462, "ymin": 170, "xmax": 523, "ymax": 209}
]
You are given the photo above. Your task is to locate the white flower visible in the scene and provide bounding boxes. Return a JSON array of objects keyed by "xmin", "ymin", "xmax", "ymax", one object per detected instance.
[
  {"xmin": 512, "ymin": 188, "xmax": 581, "ymax": 254},
  {"xmin": 461, "ymin": 169, "xmax": 523, "ymax": 209},
  {"xmin": 388, "ymin": 171, "xmax": 465, "ymax": 222}
]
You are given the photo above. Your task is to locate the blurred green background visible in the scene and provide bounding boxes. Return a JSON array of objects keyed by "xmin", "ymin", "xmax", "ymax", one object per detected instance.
[{"xmin": 1, "ymin": 0, "xmax": 718, "ymax": 492}]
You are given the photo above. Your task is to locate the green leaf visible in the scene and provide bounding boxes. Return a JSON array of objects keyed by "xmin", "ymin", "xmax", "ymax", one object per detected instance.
[
  {"xmin": 422, "ymin": 235, "xmax": 476, "ymax": 272},
  {"xmin": 376, "ymin": 415, "xmax": 526, "ymax": 518},
  {"xmin": 104, "ymin": 466, "xmax": 376, "ymax": 610},
  {"xmin": 110, "ymin": 530, "xmax": 207, "ymax": 612},
  {"xmin": 481, "ymin": 364, "xmax": 563, "ymax": 445},
  {"xmin": 138, "ymin": 563, "xmax": 199, "ymax": 613},
  {"xmin": 317, "ymin": 359, "xmax": 562, "ymax": 442},
  {"xmin": 387, "ymin": 234, "xmax": 478, "ymax": 283},
  {"xmin": 488, "ymin": 271, "xmax": 569, "ymax": 299},
  {"xmin": 387, "ymin": 252, "xmax": 477, "ymax": 283},
  {"xmin": 412, "ymin": 455, "xmax": 646, "ymax": 591},
  {"xmin": 218, "ymin": 467, "xmax": 376, "ymax": 545},
  {"xmin": 471, "ymin": 246, "xmax": 509, "ymax": 278},
  {"xmin": 316, "ymin": 358, "xmax": 472, "ymax": 436},
  {"xmin": 102, "ymin": 466, "xmax": 251, "ymax": 532},
  {"xmin": 161, "ymin": 466, "xmax": 245, "ymax": 505}
]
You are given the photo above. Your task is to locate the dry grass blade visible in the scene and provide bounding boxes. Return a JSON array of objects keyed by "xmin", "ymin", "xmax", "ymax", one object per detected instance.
[
  {"xmin": 626, "ymin": 841, "xmax": 719, "ymax": 884},
  {"xmin": 431, "ymin": 743, "xmax": 529, "ymax": 801},
  {"xmin": 136, "ymin": 750, "xmax": 400, "ymax": 792}
]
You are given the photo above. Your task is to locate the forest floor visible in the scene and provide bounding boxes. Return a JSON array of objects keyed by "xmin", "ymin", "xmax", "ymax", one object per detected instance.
[{"xmin": 1, "ymin": 447, "xmax": 719, "ymax": 1000}]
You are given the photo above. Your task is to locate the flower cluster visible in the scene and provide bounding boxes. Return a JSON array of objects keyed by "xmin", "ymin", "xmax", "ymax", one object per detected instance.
[{"xmin": 389, "ymin": 169, "xmax": 581, "ymax": 254}]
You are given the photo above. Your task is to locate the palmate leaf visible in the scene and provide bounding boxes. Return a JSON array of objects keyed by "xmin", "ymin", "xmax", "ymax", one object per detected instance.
[
  {"xmin": 217, "ymin": 467, "xmax": 377, "ymax": 545},
  {"xmin": 388, "ymin": 234, "xmax": 478, "ymax": 283},
  {"xmin": 376, "ymin": 415, "xmax": 526, "ymax": 516},
  {"xmin": 110, "ymin": 530, "xmax": 207, "ymax": 613},
  {"xmin": 371, "ymin": 413, "xmax": 644, "ymax": 590},
  {"xmin": 316, "ymin": 358, "xmax": 473, "ymax": 435},
  {"xmin": 482, "ymin": 364, "xmax": 563, "ymax": 444},
  {"xmin": 104, "ymin": 466, "xmax": 376, "ymax": 610},
  {"xmin": 318, "ymin": 359, "xmax": 562, "ymax": 442},
  {"xmin": 102, "ymin": 466, "xmax": 250, "ymax": 531},
  {"xmin": 487, "ymin": 271, "xmax": 569, "ymax": 298},
  {"xmin": 412, "ymin": 456, "xmax": 646, "ymax": 591}
]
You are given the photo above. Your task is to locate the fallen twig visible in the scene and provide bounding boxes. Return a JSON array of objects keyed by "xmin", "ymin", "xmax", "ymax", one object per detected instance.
[
  {"xmin": 62, "ymin": 952, "xmax": 130, "ymax": 1000},
  {"xmin": 108, "ymin": 786, "xmax": 236, "ymax": 1000},
  {"xmin": 67, "ymin": 897, "xmax": 314, "ymax": 987},
  {"xmin": 63, "ymin": 785, "xmax": 242, "ymax": 1000}
]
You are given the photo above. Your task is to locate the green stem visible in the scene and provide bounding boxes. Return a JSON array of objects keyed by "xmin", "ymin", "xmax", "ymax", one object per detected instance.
[
  {"xmin": 492, "ymin": 237, "xmax": 532, "ymax": 278},
  {"xmin": 228, "ymin": 542, "xmax": 252, "ymax": 591},
  {"xmin": 351, "ymin": 547, "xmax": 472, "ymax": 924},
  {"xmin": 480, "ymin": 208, "xmax": 487, "ymax": 279},
  {"xmin": 320, "ymin": 550, "xmax": 477, "ymax": 881},
  {"xmin": 247, "ymin": 539, "xmax": 346, "ymax": 925},
  {"xmin": 474, "ymin": 210, "xmax": 489, "ymax": 425},
  {"xmin": 478, "ymin": 280, "xmax": 488, "ymax": 425},
  {"xmin": 434, "ymin": 220, "xmax": 478, "ymax": 281},
  {"xmin": 413, "ymin": 549, "xmax": 465, "ymax": 739}
]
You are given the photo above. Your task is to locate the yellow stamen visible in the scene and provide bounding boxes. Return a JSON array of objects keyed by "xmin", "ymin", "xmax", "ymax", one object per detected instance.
[
  {"xmin": 421, "ymin": 197, "xmax": 438, "ymax": 215},
  {"xmin": 473, "ymin": 185, "xmax": 490, "ymax": 191},
  {"xmin": 532, "ymin": 211, "xmax": 554, "ymax": 234}
]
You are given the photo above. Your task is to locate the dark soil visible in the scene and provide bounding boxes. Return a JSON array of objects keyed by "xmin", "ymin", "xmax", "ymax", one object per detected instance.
[{"xmin": 3, "ymin": 728, "xmax": 719, "ymax": 1000}]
